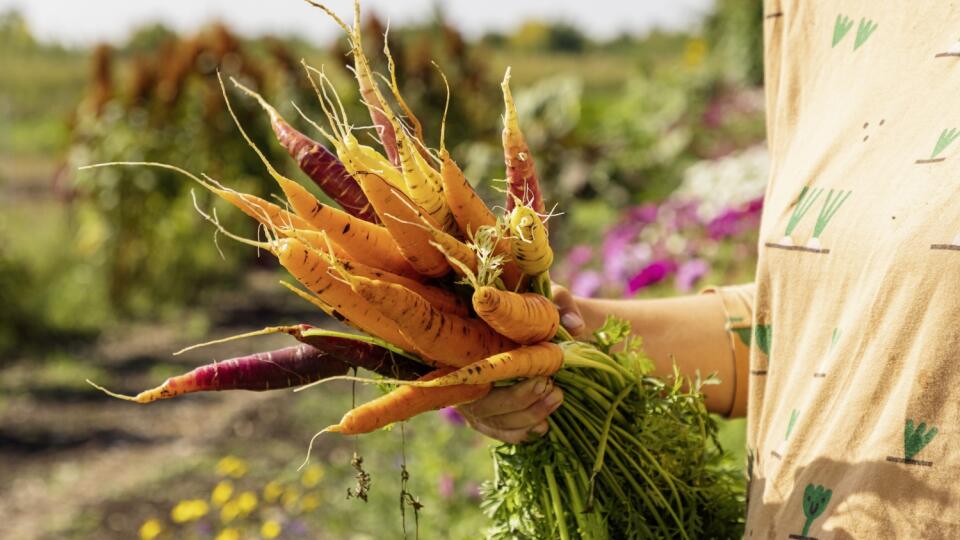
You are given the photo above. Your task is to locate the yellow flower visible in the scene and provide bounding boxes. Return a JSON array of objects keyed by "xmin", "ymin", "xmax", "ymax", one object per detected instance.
[
  {"xmin": 281, "ymin": 487, "xmax": 300, "ymax": 513},
  {"xmin": 220, "ymin": 501, "xmax": 240, "ymax": 524},
  {"xmin": 214, "ymin": 528, "xmax": 241, "ymax": 540},
  {"xmin": 170, "ymin": 499, "xmax": 209, "ymax": 523},
  {"xmin": 211, "ymin": 480, "xmax": 234, "ymax": 507},
  {"xmin": 236, "ymin": 491, "xmax": 258, "ymax": 516},
  {"xmin": 216, "ymin": 456, "xmax": 248, "ymax": 479},
  {"xmin": 263, "ymin": 481, "xmax": 283, "ymax": 503},
  {"xmin": 683, "ymin": 38, "xmax": 708, "ymax": 67},
  {"xmin": 138, "ymin": 518, "xmax": 162, "ymax": 540},
  {"xmin": 260, "ymin": 519, "xmax": 282, "ymax": 539},
  {"xmin": 301, "ymin": 464, "xmax": 325, "ymax": 488},
  {"xmin": 299, "ymin": 493, "xmax": 320, "ymax": 512}
]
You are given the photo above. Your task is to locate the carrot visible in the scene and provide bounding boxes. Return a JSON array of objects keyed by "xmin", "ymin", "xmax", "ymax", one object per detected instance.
[
  {"xmin": 413, "ymin": 342, "xmax": 563, "ymax": 387},
  {"xmin": 86, "ymin": 343, "xmax": 358, "ymax": 403},
  {"xmin": 324, "ymin": 367, "xmax": 491, "ymax": 435},
  {"xmin": 354, "ymin": 170, "xmax": 451, "ymax": 277},
  {"xmin": 509, "ymin": 204, "xmax": 553, "ymax": 276},
  {"xmin": 473, "ymin": 286, "xmax": 559, "ymax": 344},
  {"xmin": 217, "ymin": 76, "xmax": 425, "ymax": 280},
  {"xmin": 501, "ymin": 67, "xmax": 545, "ymax": 215},
  {"xmin": 301, "ymin": 232, "xmax": 468, "ymax": 316},
  {"xmin": 299, "ymin": 65, "xmax": 408, "ymax": 194},
  {"xmin": 344, "ymin": 273, "xmax": 518, "ymax": 367},
  {"xmin": 306, "ymin": 0, "xmax": 400, "ymax": 166},
  {"xmin": 230, "ymin": 79, "xmax": 379, "ymax": 224}
]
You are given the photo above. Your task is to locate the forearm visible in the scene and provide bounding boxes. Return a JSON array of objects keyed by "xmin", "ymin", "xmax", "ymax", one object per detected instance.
[{"xmin": 575, "ymin": 293, "xmax": 737, "ymax": 415}]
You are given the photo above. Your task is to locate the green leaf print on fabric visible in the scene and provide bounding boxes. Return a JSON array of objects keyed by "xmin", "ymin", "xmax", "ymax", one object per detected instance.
[
  {"xmin": 799, "ymin": 484, "xmax": 832, "ymax": 538},
  {"xmin": 785, "ymin": 409, "xmax": 800, "ymax": 440},
  {"xmin": 887, "ymin": 418, "xmax": 938, "ymax": 467},
  {"xmin": 785, "ymin": 187, "xmax": 823, "ymax": 238},
  {"xmin": 732, "ymin": 327, "xmax": 752, "ymax": 347},
  {"xmin": 905, "ymin": 420, "xmax": 938, "ymax": 460},
  {"xmin": 853, "ymin": 18, "xmax": 878, "ymax": 50},
  {"xmin": 808, "ymin": 189, "xmax": 852, "ymax": 250},
  {"xmin": 754, "ymin": 324, "xmax": 772, "ymax": 356},
  {"xmin": 832, "ymin": 15, "xmax": 854, "ymax": 47},
  {"xmin": 931, "ymin": 128, "xmax": 959, "ymax": 159}
]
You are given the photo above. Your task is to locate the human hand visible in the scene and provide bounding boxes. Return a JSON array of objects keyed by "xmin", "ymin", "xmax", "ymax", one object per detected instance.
[{"xmin": 457, "ymin": 285, "xmax": 584, "ymax": 443}]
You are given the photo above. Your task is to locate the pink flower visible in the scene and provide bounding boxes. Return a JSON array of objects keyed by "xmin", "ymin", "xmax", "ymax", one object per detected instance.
[
  {"xmin": 626, "ymin": 258, "xmax": 677, "ymax": 295},
  {"xmin": 438, "ymin": 474, "xmax": 455, "ymax": 499},
  {"xmin": 675, "ymin": 258, "xmax": 709, "ymax": 292},
  {"xmin": 570, "ymin": 270, "xmax": 602, "ymax": 297},
  {"xmin": 439, "ymin": 407, "xmax": 465, "ymax": 426}
]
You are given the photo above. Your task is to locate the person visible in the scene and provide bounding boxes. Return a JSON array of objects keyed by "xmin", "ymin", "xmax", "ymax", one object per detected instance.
[{"xmin": 460, "ymin": 3, "xmax": 960, "ymax": 537}]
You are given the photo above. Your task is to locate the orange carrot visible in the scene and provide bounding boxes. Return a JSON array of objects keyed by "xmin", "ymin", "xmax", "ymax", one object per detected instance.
[
  {"xmin": 219, "ymin": 73, "xmax": 421, "ymax": 280},
  {"xmin": 501, "ymin": 67, "xmax": 545, "ymax": 215},
  {"xmin": 472, "ymin": 286, "xmax": 559, "ymax": 345},
  {"xmin": 416, "ymin": 342, "xmax": 563, "ymax": 387},
  {"xmin": 354, "ymin": 171, "xmax": 450, "ymax": 277},
  {"xmin": 345, "ymin": 273, "xmax": 518, "ymax": 367},
  {"xmin": 325, "ymin": 367, "xmax": 491, "ymax": 435}
]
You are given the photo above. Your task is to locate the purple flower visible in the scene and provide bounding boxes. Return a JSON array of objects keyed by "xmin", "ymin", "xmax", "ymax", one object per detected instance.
[
  {"xmin": 439, "ymin": 407, "xmax": 465, "ymax": 426},
  {"xmin": 438, "ymin": 474, "xmax": 455, "ymax": 499},
  {"xmin": 625, "ymin": 203, "xmax": 658, "ymax": 225},
  {"xmin": 602, "ymin": 223, "xmax": 639, "ymax": 281},
  {"xmin": 565, "ymin": 245, "xmax": 594, "ymax": 269},
  {"xmin": 570, "ymin": 270, "xmax": 602, "ymax": 297},
  {"xmin": 675, "ymin": 258, "xmax": 710, "ymax": 292},
  {"xmin": 626, "ymin": 258, "xmax": 677, "ymax": 295}
]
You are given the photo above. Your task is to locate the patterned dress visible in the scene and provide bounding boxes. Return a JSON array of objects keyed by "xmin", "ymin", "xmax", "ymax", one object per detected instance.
[{"xmin": 709, "ymin": 2, "xmax": 960, "ymax": 537}]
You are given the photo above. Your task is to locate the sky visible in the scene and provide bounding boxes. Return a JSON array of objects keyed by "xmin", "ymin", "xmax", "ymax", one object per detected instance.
[{"xmin": 0, "ymin": 0, "xmax": 714, "ymax": 46}]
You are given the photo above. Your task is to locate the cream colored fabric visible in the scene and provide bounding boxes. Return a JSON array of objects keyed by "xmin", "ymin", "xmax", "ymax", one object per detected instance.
[{"xmin": 711, "ymin": 2, "xmax": 960, "ymax": 537}]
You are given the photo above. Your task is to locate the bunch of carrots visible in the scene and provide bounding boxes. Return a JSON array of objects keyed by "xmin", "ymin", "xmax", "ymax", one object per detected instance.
[{"xmin": 84, "ymin": 2, "xmax": 743, "ymax": 538}]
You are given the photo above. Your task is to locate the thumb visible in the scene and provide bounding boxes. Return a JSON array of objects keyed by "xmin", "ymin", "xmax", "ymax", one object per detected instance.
[{"xmin": 551, "ymin": 284, "xmax": 586, "ymax": 337}]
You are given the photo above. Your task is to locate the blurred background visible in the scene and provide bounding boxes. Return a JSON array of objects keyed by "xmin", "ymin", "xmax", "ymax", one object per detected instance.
[{"xmin": 0, "ymin": 0, "xmax": 764, "ymax": 538}]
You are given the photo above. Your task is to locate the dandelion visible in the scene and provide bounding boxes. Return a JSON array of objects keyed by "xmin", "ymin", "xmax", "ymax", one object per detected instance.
[
  {"xmin": 301, "ymin": 464, "xmax": 325, "ymax": 488},
  {"xmin": 211, "ymin": 480, "xmax": 234, "ymax": 507},
  {"xmin": 214, "ymin": 528, "xmax": 240, "ymax": 540},
  {"xmin": 261, "ymin": 520, "xmax": 282, "ymax": 539},
  {"xmin": 263, "ymin": 480, "xmax": 283, "ymax": 503},
  {"xmin": 170, "ymin": 499, "xmax": 209, "ymax": 523},
  {"xmin": 216, "ymin": 456, "xmax": 248, "ymax": 479},
  {"xmin": 138, "ymin": 518, "xmax": 162, "ymax": 540}
]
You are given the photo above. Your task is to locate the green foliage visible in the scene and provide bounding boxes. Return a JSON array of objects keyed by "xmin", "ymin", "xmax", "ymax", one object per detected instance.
[{"xmin": 483, "ymin": 318, "xmax": 744, "ymax": 539}]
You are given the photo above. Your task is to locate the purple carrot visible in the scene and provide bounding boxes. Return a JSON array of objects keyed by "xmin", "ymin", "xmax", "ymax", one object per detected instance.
[
  {"xmin": 88, "ymin": 336, "xmax": 427, "ymax": 404},
  {"xmin": 501, "ymin": 68, "xmax": 545, "ymax": 215},
  {"xmin": 232, "ymin": 79, "xmax": 380, "ymax": 223}
]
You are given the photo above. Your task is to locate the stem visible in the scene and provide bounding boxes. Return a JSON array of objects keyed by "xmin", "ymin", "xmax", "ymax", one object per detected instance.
[
  {"xmin": 545, "ymin": 465, "xmax": 571, "ymax": 540},
  {"xmin": 587, "ymin": 386, "xmax": 632, "ymax": 509},
  {"xmin": 562, "ymin": 351, "xmax": 626, "ymax": 385}
]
